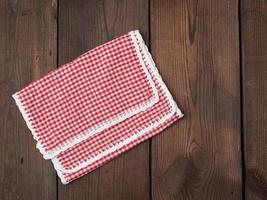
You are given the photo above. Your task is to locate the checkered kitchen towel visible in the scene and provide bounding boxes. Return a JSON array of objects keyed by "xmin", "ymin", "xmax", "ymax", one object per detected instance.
[{"xmin": 12, "ymin": 30, "xmax": 183, "ymax": 184}]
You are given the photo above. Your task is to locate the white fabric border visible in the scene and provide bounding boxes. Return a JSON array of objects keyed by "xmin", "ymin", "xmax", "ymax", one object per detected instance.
[{"xmin": 12, "ymin": 93, "xmax": 50, "ymax": 157}]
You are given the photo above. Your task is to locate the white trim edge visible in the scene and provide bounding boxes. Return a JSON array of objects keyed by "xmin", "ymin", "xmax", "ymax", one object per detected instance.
[{"xmin": 12, "ymin": 93, "xmax": 49, "ymax": 157}]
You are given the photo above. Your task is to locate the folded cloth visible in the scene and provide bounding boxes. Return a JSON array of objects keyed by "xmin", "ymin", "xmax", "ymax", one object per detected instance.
[{"xmin": 12, "ymin": 30, "xmax": 183, "ymax": 184}]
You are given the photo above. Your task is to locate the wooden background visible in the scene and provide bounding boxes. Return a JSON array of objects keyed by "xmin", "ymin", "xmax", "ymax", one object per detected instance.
[{"xmin": 0, "ymin": 0, "xmax": 266, "ymax": 199}]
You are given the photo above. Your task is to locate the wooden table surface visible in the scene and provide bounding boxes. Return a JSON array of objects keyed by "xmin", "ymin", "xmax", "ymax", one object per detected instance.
[{"xmin": 1, "ymin": 0, "xmax": 266, "ymax": 199}]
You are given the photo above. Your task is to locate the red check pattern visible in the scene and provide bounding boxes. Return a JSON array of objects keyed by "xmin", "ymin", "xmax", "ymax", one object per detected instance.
[
  {"xmin": 13, "ymin": 33, "xmax": 158, "ymax": 159},
  {"xmin": 13, "ymin": 30, "xmax": 183, "ymax": 184},
  {"xmin": 54, "ymin": 60, "xmax": 173, "ymax": 171},
  {"xmin": 52, "ymin": 31, "xmax": 182, "ymax": 183}
]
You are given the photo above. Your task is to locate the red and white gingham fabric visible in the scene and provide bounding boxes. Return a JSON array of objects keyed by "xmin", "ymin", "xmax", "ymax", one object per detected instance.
[{"xmin": 13, "ymin": 30, "xmax": 183, "ymax": 184}]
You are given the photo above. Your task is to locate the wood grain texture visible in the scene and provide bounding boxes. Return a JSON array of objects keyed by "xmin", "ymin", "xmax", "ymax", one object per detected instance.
[
  {"xmin": 241, "ymin": 1, "xmax": 267, "ymax": 199},
  {"xmin": 0, "ymin": 0, "xmax": 57, "ymax": 200},
  {"xmin": 150, "ymin": 0, "xmax": 242, "ymax": 199},
  {"xmin": 3, "ymin": 0, "xmax": 267, "ymax": 199},
  {"xmin": 57, "ymin": 1, "xmax": 150, "ymax": 199}
]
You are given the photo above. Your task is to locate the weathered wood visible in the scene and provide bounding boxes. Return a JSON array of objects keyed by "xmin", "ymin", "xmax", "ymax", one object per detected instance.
[
  {"xmin": 150, "ymin": 0, "xmax": 242, "ymax": 199},
  {"xmin": 241, "ymin": 1, "xmax": 267, "ymax": 199},
  {"xmin": 57, "ymin": 1, "xmax": 149, "ymax": 199},
  {"xmin": 0, "ymin": 0, "xmax": 57, "ymax": 199}
]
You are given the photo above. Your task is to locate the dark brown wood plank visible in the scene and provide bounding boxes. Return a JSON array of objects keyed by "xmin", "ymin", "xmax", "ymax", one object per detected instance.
[
  {"xmin": 151, "ymin": 0, "xmax": 242, "ymax": 199},
  {"xmin": 0, "ymin": 0, "xmax": 57, "ymax": 199},
  {"xmin": 58, "ymin": 1, "xmax": 149, "ymax": 199},
  {"xmin": 241, "ymin": 1, "xmax": 267, "ymax": 199}
]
